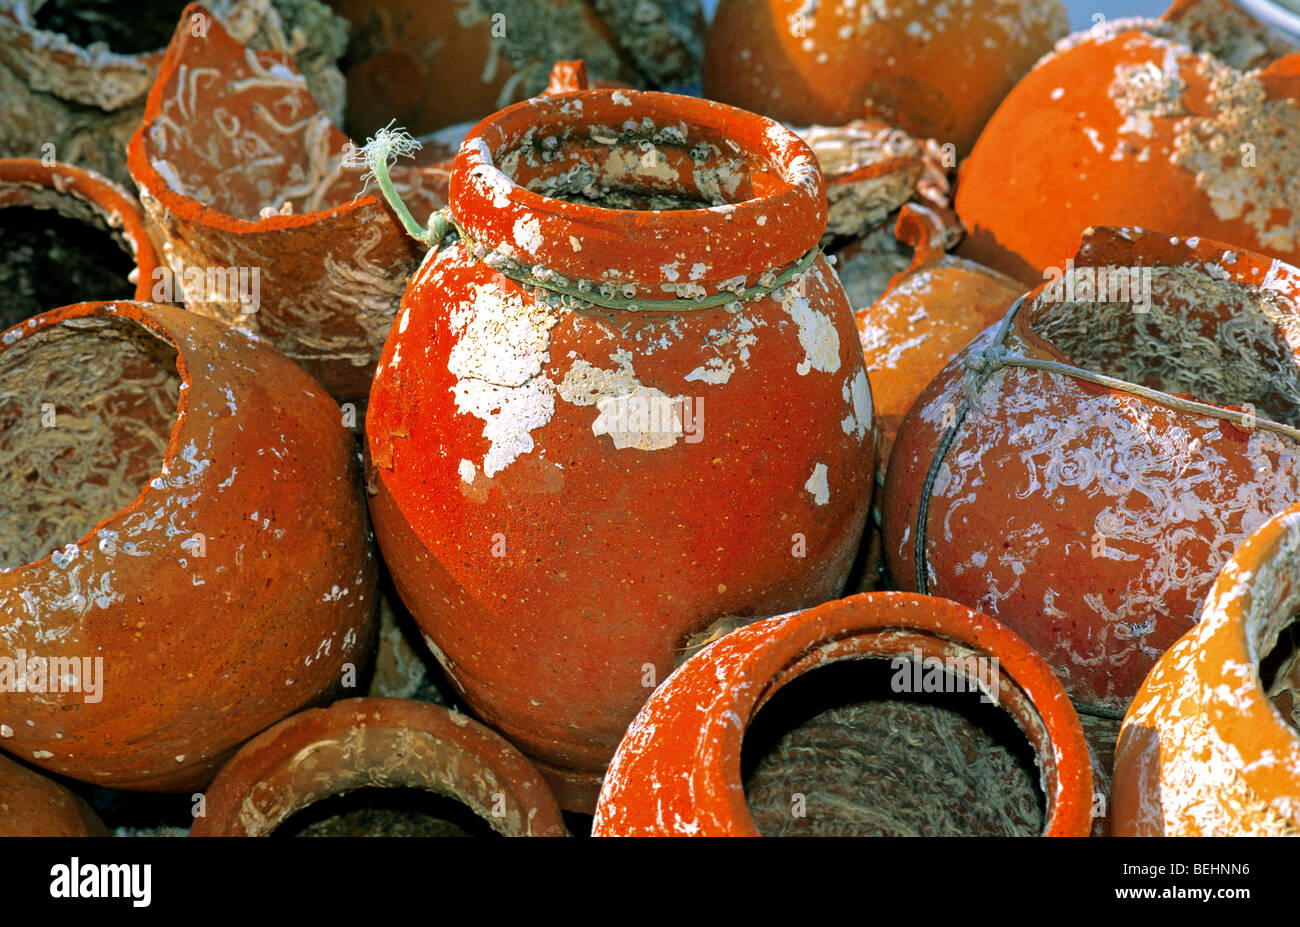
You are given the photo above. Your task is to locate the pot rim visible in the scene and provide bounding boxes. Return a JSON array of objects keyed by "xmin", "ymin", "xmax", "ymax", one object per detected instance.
[
  {"xmin": 1197, "ymin": 502, "xmax": 1300, "ymax": 813},
  {"xmin": 449, "ymin": 88, "xmax": 826, "ymax": 288},
  {"xmin": 0, "ymin": 158, "xmax": 161, "ymax": 301},
  {"xmin": 600, "ymin": 592, "xmax": 1093, "ymax": 836},
  {"xmin": 0, "ymin": 301, "xmax": 192, "ymax": 579},
  {"xmin": 191, "ymin": 697, "xmax": 568, "ymax": 836}
]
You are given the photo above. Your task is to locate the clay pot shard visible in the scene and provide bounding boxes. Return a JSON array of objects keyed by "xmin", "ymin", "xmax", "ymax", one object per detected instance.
[
  {"xmin": 592, "ymin": 592, "xmax": 1094, "ymax": 836},
  {"xmin": 882, "ymin": 226, "xmax": 1300, "ymax": 714},
  {"xmin": 191, "ymin": 698, "xmax": 566, "ymax": 836},
  {"xmin": 956, "ymin": 0, "xmax": 1300, "ymax": 286},
  {"xmin": 1113, "ymin": 499, "xmax": 1300, "ymax": 835},
  {"xmin": 366, "ymin": 88, "xmax": 875, "ymax": 812},
  {"xmin": 0, "ymin": 157, "xmax": 160, "ymax": 329},
  {"xmin": 0, "ymin": 0, "xmax": 349, "ymax": 189},
  {"xmin": 0, "ymin": 752, "xmax": 106, "ymax": 837},
  {"xmin": 127, "ymin": 2, "xmax": 448, "ymax": 408},
  {"xmin": 0, "ymin": 300, "xmax": 378, "ymax": 791}
]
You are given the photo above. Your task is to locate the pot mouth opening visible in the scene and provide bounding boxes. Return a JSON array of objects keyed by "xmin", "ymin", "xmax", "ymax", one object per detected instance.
[
  {"xmin": 1028, "ymin": 263, "xmax": 1300, "ymax": 428},
  {"xmin": 269, "ymin": 786, "xmax": 504, "ymax": 838},
  {"xmin": 738, "ymin": 650, "xmax": 1049, "ymax": 837},
  {"xmin": 452, "ymin": 91, "xmax": 824, "ymax": 285},
  {"xmin": 30, "ymin": 0, "xmax": 184, "ymax": 56},
  {"xmin": 1, "ymin": 205, "xmax": 137, "ymax": 331},
  {"xmin": 1242, "ymin": 515, "xmax": 1300, "ymax": 745},
  {"xmin": 0, "ymin": 313, "xmax": 181, "ymax": 572}
]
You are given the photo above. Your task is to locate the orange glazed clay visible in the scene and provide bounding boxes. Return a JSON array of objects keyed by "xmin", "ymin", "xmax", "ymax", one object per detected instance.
[
  {"xmin": 366, "ymin": 90, "xmax": 875, "ymax": 811},
  {"xmin": 703, "ymin": 0, "xmax": 1067, "ymax": 156},
  {"xmin": 956, "ymin": 0, "xmax": 1300, "ymax": 286},
  {"xmin": 592, "ymin": 593, "xmax": 1093, "ymax": 836},
  {"xmin": 881, "ymin": 227, "xmax": 1300, "ymax": 714},
  {"xmin": 0, "ymin": 301, "xmax": 377, "ymax": 791},
  {"xmin": 1113, "ymin": 502, "xmax": 1300, "ymax": 835},
  {"xmin": 0, "ymin": 753, "xmax": 106, "ymax": 836}
]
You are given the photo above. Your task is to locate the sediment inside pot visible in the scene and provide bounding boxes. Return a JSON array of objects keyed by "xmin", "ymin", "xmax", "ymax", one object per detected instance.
[
  {"xmin": 0, "ymin": 205, "xmax": 138, "ymax": 331},
  {"xmin": 1029, "ymin": 264, "xmax": 1300, "ymax": 428},
  {"xmin": 740, "ymin": 656, "xmax": 1046, "ymax": 837},
  {"xmin": 31, "ymin": 0, "xmax": 188, "ymax": 55},
  {"xmin": 492, "ymin": 118, "xmax": 760, "ymax": 211},
  {"xmin": 1245, "ymin": 519, "xmax": 1300, "ymax": 736},
  {"xmin": 0, "ymin": 315, "xmax": 181, "ymax": 571},
  {"xmin": 273, "ymin": 787, "xmax": 502, "ymax": 838}
]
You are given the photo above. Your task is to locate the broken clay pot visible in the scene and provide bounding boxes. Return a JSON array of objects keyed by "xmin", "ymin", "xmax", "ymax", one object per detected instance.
[
  {"xmin": 0, "ymin": 300, "xmax": 378, "ymax": 791},
  {"xmin": 955, "ymin": 0, "xmax": 1300, "ymax": 286},
  {"xmin": 0, "ymin": 752, "xmax": 106, "ymax": 836},
  {"xmin": 592, "ymin": 592, "xmax": 1094, "ymax": 836},
  {"xmin": 0, "ymin": 157, "xmax": 159, "ymax": 329},
  {"xmin": 0, "ymin": 0, "xmax": 348, "ymax": 189},
  {"xmin": 192, "ymin": 698, "xmax": 566, "ymax": 836},
  {"xmin": 366, "ymin": 89, "xmax": 875, "ymax": 811},
  {"xmin": 127, "ymin": 3, "xmax": 447, "ymax": 409},
  {"xmin": 882, "ymin": 227, "xmax": 1300, "ymax": 714},
  {"xmin": 702, "ymin": 0, "xmax": 1067, "ymax": 156},
  {"xmin": 1112, "ymin": 501, "xmax": 1300, "ymax": 835}
]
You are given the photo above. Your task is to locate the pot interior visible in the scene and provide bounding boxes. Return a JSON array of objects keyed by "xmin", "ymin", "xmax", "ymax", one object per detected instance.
[
  {"xmin": 740, "ymin": 654, "xmax": 1047, "ymax": 836},
  {"xmin": 0, "ymin": 314, "xmax": 181, "ymax": 571},
  {"xmin": 31, "ymin": 0, "xmax": 187, "ymax": 55},
  {"xmin": 1030, "ymin": 264, "xmax": 1300, "ymax": 428},
  {"xmin": 492, "ymin": 115, "xmax": 766, "ymax": 211},
  {"xmin": 271, "ymin": 786, "xmax": 502, "ymax": 838},
  {"xmin": 0, "ymin": 205, "xmax": 137, "ymax": 332},
  {"xmin": 1247, "ymin": 520, "xmax": 1300, "ymax": 737}
]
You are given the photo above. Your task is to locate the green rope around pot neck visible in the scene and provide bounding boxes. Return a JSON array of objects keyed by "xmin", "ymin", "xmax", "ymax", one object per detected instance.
[
  {"xmin": 352, "ymin": 123, "xmax": 821, "ymax": 312},
  {"xmin": 912, "ymin": 294, "xmax": 1300, "ymax": 595}
]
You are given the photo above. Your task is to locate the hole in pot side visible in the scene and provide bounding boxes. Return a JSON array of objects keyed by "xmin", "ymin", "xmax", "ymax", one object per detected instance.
[
  {"xmin": 271, "ymin": 787, "xmax": 502, "ymax": 838},
  {"xmin": 741, "ymin": 656, "xmax": 1046, "ymax": 837},
  {"xmin": 492, "ymin": 120, "xmax": 767, "ymax": 211},
  {"xmin": 0, "ymin": 206, "xmax": 138, "ymax": 332},
  {"xmin": 33, "ymin": 0, "xmax": 189, "ymax": 56},
  {"xmin": 0, "ymin": 316, "xmax": 181, "ymax": 570},
  {"xmin": 1030, "ymin": 265, "xmax": 1300, "ymax": 429}
]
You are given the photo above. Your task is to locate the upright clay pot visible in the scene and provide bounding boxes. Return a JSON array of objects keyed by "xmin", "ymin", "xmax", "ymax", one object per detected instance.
[
  {"xmin": 0, "ymin": 0, "xmax": 348, "ymax": 189},
  {"xmin": 0, "ymin": 157, "xmax": 159, "ymax": 329},
  {"xmin": 192, "ymin": 698, "xmax": 565, "ymax": 836},
  {"xmin": 1112, "ymin": 502, "xmax": 1300, "ymax": 835},
  {"xmin": 882, "ymin": 227, "xmax": 1300, "ymax": 714},
  {"xmin": 955, "ymin": 0, "xmax": 1300, "ymax": 285},
  {"xmin": 0, "ymin": 301, "xmax": 378, "ymax": 791},
  {"xmin": 127, "ymin": 3, "xmax": 447, "ymax": 409},
  {"xmin": 702, "ymin": 0, "xmax": 1067, "ymax": 155},
  {"xmin": 366, "ymin": 90, "xmax": 876, "ymax": 810},
  {"xmin": 592, "ymin": 592, "xmax": 1094, "ymax": 836},
  {"xmin": 0, "ymin": 752, "xmax": 106, "ymax": 836}
]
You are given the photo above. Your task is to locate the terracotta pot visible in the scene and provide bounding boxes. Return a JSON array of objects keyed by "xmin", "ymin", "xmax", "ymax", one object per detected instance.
[
  {"xmin": 191, "ymin": 698, "xmax": 565, "ymax": 836},
  {"xmin": 1112, "ymin": 501, "xmax": 1300, "ymax": 835},
  {"xmin": 0, "ymin": 752, "xmax": 106, "ymax": 836},
  {"xmin": 328, "ymin": 0, "xmax": 704, "ymax": 139},
  {"xmin": 881, "ymin": 226, "xmax": 1300, "ymax": 714},
  {"xmin": 0, "ymin": 0, "xmax": 348, "ymax": 189},
  {"xmin": 702, "ymin": 0, "xmax": 1067, "ymax": 156},
  {"xmin": 592, "ymin": 592, "xmax": 1093, "ymax": 836},
  {"xmin": 0, "ymin": 300, "xmax": 378, "ymax": 791},
  {"xmin": 366, "ymin": 89, "xmax": 875, "ymax": 811},
  {"xmin": 0, "ymin": 157, "xmax": 159, "ymax": 329},
  {"xmin": 843, "ymin": 203, "xmax": 1021, "ymax": 591},
  {"xmin": 126, "ymin": 2, "xmax": 447, "ymax": 409},
  {"xmin": 955, "ymin": 0, "xmax": 1300, "ymax": 286}
]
